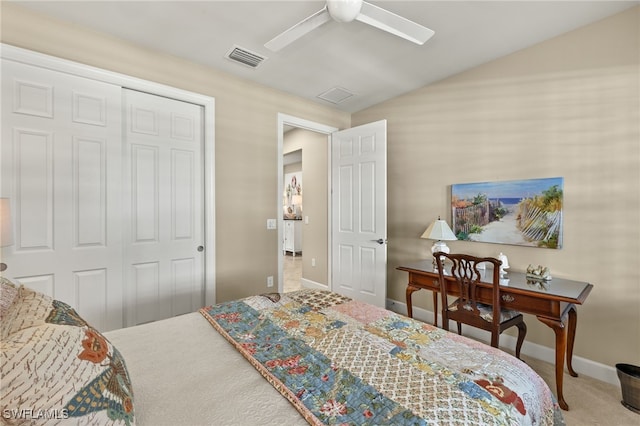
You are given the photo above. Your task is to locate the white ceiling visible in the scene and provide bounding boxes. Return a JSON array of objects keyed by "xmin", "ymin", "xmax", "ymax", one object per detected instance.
[{"xmin": 12, "ymin": 0, "xmax": 638, "ymax": 113}]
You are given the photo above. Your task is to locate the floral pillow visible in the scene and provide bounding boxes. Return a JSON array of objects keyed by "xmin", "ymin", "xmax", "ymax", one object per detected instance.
[{"xmin": 0, "ymin": 281, "xmax": 135, "ymax": 425}]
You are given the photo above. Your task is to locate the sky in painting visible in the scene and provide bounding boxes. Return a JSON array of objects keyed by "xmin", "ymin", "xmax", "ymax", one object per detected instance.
[{"xmin": 452, "ymin": 177, "xmax": 563, "ymax": 200}]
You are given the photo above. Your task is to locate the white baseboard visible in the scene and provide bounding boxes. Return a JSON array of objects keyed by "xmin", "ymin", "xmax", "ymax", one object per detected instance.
[
  {"xmin": 385, "ymin": 297, "xmax": 619, "ymax": 386},
  {"xmin": 301, "ymin": 278, "xmax": 329, "ymax": 291}
]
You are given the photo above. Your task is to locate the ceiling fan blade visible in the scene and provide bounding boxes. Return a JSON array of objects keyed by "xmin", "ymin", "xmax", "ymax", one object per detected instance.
[
  {"xmin": 265, "ymin": 7, "xmax": 332, "ymax": 52},
  {"xmin": 356, "ymin": 1, "xmax": 434, "ymax": 45}
]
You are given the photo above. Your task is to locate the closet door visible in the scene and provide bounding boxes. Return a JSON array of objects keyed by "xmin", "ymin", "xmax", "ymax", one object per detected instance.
[
  {"xmin": 0, "ymin": 60, "xmax": 123, "ymax": 331},
  {"xmin": 123, "ymin": 89, "xmax": 204, "ymax": 326}
]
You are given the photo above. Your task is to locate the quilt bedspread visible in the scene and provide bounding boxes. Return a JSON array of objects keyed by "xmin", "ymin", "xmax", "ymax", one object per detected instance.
[{"xmin": 200, "ymin": 289, "xmax": 564, "ymax": 426}]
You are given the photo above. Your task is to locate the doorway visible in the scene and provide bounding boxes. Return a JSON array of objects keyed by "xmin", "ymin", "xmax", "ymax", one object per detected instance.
[
  {"xmin": 277, "ymin": 114, "xmax": 337, "ymax": 294},
  {"xmin": 277, "ymin": 115, "xmax": 388, "ymax": 305},
  {"xmin": 283, "ymin": 147, "xmax": 303, "ymax": 292}
]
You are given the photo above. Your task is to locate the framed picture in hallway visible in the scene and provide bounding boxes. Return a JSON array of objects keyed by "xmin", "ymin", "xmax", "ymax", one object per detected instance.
[{"xmin": 451, "ymin": 177, "xmax": 564, "ymax": 249}]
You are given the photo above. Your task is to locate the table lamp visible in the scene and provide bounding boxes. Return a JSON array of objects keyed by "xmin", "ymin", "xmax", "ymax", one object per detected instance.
[{"xmin": 421, "ymin": 216, "xmax": 457, "ymax": 267}]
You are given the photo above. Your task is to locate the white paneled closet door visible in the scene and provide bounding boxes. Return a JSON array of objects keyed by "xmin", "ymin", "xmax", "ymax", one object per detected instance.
[
  {"xmin": 123, "ymin": 89, "xmax": 204, "ymax": 326},
  {"xmin": 1, "ymin": 60, "xmax": 124, "ymax": 331}
]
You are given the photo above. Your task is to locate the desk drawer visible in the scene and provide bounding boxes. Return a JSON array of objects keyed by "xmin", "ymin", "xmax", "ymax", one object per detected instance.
[
  {"xmin": 409, "ymin": 271, "xmax": 564, "ymax": 319},
  {"xmin": 476, "ymin": 287, "xmax": 564, "ymax": 319}
]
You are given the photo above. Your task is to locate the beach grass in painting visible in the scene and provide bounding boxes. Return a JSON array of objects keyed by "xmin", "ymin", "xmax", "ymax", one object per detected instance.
[{"xmin": 451, "ymin": 177, "xmax": 563, "ymax": 249}]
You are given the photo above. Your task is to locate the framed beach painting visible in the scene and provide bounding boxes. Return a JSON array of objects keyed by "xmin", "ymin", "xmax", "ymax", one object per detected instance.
[{"xmin": 451, "ymin": 177, "xmax": 563, "ymax": 249}]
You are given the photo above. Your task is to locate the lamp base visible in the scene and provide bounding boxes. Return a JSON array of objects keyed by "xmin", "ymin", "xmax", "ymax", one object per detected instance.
[{"xmin": 431, "ymin": 241, "xmax": 450, "ymax": 269}]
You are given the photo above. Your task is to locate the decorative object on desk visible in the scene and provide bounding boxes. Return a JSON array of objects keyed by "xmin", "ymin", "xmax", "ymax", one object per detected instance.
[
  {"xmin": 498, "ymin": 252, "xmax": 509, "ymax": 277},
  {"xmin": 421, "ymin": 216, "xmax": 457, "ymax": 267},
  {"xmin": 0, "ymin": 198, "xmax": 13, "ymax": 272},
  {"xmin": 526, "ymin": 264, "xmax": 552, "ymax": 281},
  {"xmin": 451, "ymin": 177, "xmax": 563, "ymax": 249}
]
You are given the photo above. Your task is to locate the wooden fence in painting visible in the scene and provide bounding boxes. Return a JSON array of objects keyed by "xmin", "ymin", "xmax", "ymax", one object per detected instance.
[
  {"xmin": 453, "ymin": 200, "xmax": 494, "ymax": 235},
  {"xmin": 516, "ymin": 203, "xmax": 562, "ymax": 244}
]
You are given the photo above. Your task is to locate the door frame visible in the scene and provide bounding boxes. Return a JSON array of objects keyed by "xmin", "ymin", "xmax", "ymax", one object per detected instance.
[
  {"xmin": 1, "ymin": 44, "xmax": 217, "ymax": 306},
  {"xmin": 277, "ymin": 113, "xmax": 337, "ymax": 293}
]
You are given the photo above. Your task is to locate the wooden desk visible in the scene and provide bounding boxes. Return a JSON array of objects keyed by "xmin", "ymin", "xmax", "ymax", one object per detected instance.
[{"xmin": 397, "ymin": 260, "xmax": 593, "ymax": 411}]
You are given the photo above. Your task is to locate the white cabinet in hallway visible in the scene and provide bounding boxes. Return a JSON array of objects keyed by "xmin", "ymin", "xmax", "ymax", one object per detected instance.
[{"xmin": 283, "ymin": 220, "xmax": 302, "ymax": 256}]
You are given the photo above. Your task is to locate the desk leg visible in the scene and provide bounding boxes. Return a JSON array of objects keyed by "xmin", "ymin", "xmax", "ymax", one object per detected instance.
[
  {"xmin": 566, "ymin": 305, "xmax": 578, "ymax": 377},
  {"xmin": 405, "ymin": 284, "xmax": 439, "ymax": 326},
  {"xmin": 537, "ymin": 316, "xmax": 569, "ymax": 411},
  {"xmin": 406, "ymin": 284, "xmax": 421, "ymax": 318}
]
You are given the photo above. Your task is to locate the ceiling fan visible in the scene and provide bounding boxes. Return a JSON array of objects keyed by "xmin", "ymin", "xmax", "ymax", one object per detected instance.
[{"xmin": 264, "ymin": 0, "xmax": 435, "ymax": 52}]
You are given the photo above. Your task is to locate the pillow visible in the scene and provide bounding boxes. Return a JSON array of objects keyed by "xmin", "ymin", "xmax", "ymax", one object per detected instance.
[
  {"xmin": 0, "ymin": 277, "xmax": 19, "ymax": 320},
  {"xmin": 1, "ymin": 281, "xmax": 53, "ymax": 341},
  {"xmin": 0, "ymin": 281, "xmax": 135, "ymax": 425}
]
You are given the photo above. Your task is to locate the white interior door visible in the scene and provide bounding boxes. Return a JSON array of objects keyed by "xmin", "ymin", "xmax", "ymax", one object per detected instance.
[
  {"xmin": 331, "ymin": 120, "xmax": 387, "ymax": 307},
  {"xmin": 123, "ymin": 89, "xmax": 204, "ymax": 326},
  {"xmin": 0, "ymin": 60, "xmax": 124, "ymax": 331}
]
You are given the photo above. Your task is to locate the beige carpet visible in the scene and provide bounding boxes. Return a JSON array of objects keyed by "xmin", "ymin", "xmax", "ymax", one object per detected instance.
[
  {"xmin": 522, "ymin": 355, "xmax": 639, "ymax": 425},
  {"xmin": 284, "ymin": 257, "xmax": 639, "ymax": 424}
]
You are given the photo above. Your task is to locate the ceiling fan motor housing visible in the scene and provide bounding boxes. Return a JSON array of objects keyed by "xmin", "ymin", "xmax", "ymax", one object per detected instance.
[{"xmin": 327, "ymin": 0, "xmax": 363, "ymax": 22}]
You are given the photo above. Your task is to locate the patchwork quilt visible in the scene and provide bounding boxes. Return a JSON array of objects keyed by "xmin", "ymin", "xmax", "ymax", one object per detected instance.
[{"xmin": 200, "ymin": 289, "xmax": 564, "ymax": 426}]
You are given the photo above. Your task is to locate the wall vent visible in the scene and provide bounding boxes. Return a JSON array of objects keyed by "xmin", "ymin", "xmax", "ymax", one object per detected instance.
[
  {"xmin": 317, "ymin": 87, "xmax": 354, "ymax": 104},
  {"xmin": 226, "ymin": 45, "xmax": 267, "ymax": 68}
]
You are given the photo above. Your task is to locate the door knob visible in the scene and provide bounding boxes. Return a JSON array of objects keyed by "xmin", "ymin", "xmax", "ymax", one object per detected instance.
[
  {"xmin": 197, "ymin": 246, "xmax": 204, "ymax": 252},
  {"xmin": 371, "ymin": 238, "xmax": 387, "ymax": 245}
]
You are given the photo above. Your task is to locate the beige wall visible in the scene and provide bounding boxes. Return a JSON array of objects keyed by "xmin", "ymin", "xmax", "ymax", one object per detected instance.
[
  {"xmin": 353, "ymin": 7, "xmax": 640, "ymax": 367},
  {"xmin": 284, "ymin": 129, "xmax": 329, "ymax": 285},
  {"xmin": 0, "ymin": 3, "xmax": 351, "ymax": 303}
]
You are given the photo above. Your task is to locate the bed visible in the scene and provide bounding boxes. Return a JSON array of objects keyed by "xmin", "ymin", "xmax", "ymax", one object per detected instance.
[{"xmin": 1, "ymin": 280, "xmax": 564, "ymax": 425}]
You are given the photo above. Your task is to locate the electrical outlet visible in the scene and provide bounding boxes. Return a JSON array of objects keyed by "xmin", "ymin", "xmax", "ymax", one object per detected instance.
[
  {"xmin": 266, "ymin": 219, "xmax": 277, "ymax": 229},
  {"xmin": 267, "ymin": 276, "xmax": 274, "ymax": 287}
]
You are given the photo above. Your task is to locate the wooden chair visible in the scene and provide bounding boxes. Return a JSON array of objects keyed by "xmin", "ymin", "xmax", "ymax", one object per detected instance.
[{"xmin": 434, "ymin": 252, "xmax": 527, "ymax": 359}]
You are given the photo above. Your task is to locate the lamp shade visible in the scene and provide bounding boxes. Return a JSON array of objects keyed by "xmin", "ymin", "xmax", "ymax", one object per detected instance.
[
  {"xmin": 0, "ymin": 198, "xmax": 13, "ymax": 247},
  {"xmin": 421, "ymin": 218, "xmax": 457, "ymax": 241}
]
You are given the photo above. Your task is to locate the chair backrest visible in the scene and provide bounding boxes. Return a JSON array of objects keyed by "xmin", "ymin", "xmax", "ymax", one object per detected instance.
[{"xmin": 434, "ymin": 252, "xmax": 502, "ymax": 329}]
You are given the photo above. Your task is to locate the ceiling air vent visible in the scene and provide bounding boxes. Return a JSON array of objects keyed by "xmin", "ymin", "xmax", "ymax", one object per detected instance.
[
  {"xmin": 225, "ymin": 45, "xmax": 267, "ymax": 68},
  {"xmin": 317, "ymin": 87, "xmax": 354, "ymax": 104}
]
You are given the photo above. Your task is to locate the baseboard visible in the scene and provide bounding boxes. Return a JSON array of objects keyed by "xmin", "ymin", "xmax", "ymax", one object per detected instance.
[
  {"xmin": 386, "ymin": 297, "xmax": 619, "ymax": 386},
  {"xmin": 301, "ymin": 278, "xmax": 329, "ymax": 291}
]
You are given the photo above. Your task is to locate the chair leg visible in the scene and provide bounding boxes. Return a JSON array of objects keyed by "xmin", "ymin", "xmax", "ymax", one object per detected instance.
[
  {"xmin": 441, "ymin": 312, "xmax": 449, "ymax": 332},
  {"xmin": 515, "ymin": 322, "xmax": 527, "ymax": 359},
  {"xmin": 490, "ymin": 332, "xmax": 499, "ymax": 348}
]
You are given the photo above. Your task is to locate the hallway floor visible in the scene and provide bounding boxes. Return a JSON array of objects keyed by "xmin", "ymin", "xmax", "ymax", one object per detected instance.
[{"xmin": 283, "ymin": 253, "xmax": 302, "ymax": 293}]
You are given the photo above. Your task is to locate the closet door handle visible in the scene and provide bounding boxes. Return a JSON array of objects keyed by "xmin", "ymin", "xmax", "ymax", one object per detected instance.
[
  {"xmin": 371, "ymin": 238, "xmax": 387, "ymax": 245},
  {"xmin": 197, "ymin": 246, "xmax": 204, "ymax": 252}
]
